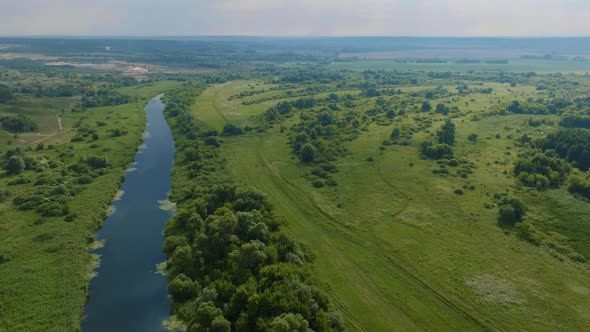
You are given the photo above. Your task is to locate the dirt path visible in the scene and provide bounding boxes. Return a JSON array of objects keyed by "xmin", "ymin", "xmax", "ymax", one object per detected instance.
[{"xmin": 57, "ymin": 111, "xmax": 63, "ymax": 131}]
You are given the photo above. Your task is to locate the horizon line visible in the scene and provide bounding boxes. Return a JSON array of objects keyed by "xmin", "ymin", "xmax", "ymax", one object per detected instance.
[{"xmin": 2, "ymin": 34, "xmax": 590, "ymax": 39}]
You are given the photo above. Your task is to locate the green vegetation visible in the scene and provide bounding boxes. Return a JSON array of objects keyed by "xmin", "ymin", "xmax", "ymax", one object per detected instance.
[
  {"xmin": 0, "ymin": 114, "xmax": 38, "ymax": 132},
  {"xmin": 3, "ymin": 36, "xmax": 590, "ymax": 331},
  {"xmin": 0, "ymin": 69, "xmax": 180, "ymax": 330}
]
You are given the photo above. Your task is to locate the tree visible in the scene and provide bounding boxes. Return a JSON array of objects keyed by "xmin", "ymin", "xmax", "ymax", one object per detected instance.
[
  {"xmin": 467, "ymin": 133, "xmax": 478, "ymax": 142},
  {"xmin": 421, "ymin": 101, "xmax": 432, "ymax": 112},
  {"xmin": 497, "ymin": 196, "xmax": 527, "ymax": 225},
  {"xmin": 83, "ymin": 155, "xmax": 110, "ymax": 168},
  {"xmin": 435, "ymin": 103, "xmax": 450, "ymax": 115},
  {"xmin": 0, "ymin": 115, "xmax": 38, "ymax": 132},
  {"xmin": 390, "ymin": 127, "xmax": 401, "ymax": 140},
  {"xmin": 169, "ymin": 273, "xmax": 200, "ymax": 302},
  {"xmin": 0, "ymin": 84, "xmax": 13, "ymax": 102},
  {"xmin": 5, "ymin": 156, "xmax": 25, "ymax": 174},
  {"xmin": 437, "ymin": 120, "xmax": 455, "ymax": 145},
  {"xmin": 300, "ymin": 144, "xmax": 316, "ymax": 163},
  {"xmin": 221, "ymin": 123, "xmax": 243, "ymax": 136}
]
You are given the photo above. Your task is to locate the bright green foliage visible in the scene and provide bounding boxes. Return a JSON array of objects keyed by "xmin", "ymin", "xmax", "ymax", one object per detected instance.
[{"xmin": 514, "ymin": 152, "xmax": 570, "ymax": 189}]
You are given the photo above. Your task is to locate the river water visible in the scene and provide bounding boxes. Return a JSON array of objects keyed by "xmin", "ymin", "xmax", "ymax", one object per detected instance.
[{"xmin": 82, "ymin": 96, "xmax": 173, "ymax": 332}]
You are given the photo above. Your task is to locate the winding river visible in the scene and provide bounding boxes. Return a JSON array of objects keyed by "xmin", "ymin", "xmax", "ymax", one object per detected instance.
[{"xmin": 82, "ymin": 96, "xmax": 173, "ymax": 332}]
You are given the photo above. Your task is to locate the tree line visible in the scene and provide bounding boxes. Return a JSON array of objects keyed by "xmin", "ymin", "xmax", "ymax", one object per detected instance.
[{"xmin": 162, "ymin": 84, "xmax": 344, "ymax": 331}]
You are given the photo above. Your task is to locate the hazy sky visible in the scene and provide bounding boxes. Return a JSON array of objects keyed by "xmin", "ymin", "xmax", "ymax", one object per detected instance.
[{"xmin": 1, "ymin": 0, "xmax": 590, "ymax": 36}]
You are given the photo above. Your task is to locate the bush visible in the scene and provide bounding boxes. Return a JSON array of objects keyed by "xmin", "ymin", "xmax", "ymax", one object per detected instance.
[
  {"xmin": 390, "ymin": 127, "xmax": 401, "ymax": 140},
  {"xmin": 300, "ymin": 144, "xmax": 316, "ymax": 163},
  {"xmin": 0, "ymin": 115, "xmax": 38, "ymax": 132},
  {"xmin": 497, "ymin": 196, "xmax": 527, "ymax": 225},
  {"xmin": 204, "ymin": 136, "xmax": 220, "ymax": 147},
  {"xmin": 37, "ymin": 201, "xmax": 69, "ymax": 217},
  {"xmin": 447, "ymin": 159, "xmax": 460, "ymax": 167},
  {"xmin": 13, "ymin": 194, "xmax": 46, "ymax": 210},
  {"xmin": 325, "ymin": 178, "xmax": 338, "ymax": 186},
  {"xmin": 5, "ymin": 156, "xmax": 25, "ymax": 174},
  {"xmin": 567, "ymin": 174, "xmax": 590, "ymax": 199},
  {"xmin": 0, "ymin": 189, "xmax": 10, "ymax": 202},
  {"xmin": 312, "ymin": 180, "xmax": 325, "ymax": 188},
  {"xmin": 420, "ymin": 140, "xmax": 454, "ymax": 159},
  {"xmin": 221, "ymin": 124, "xmax": 243, "ymax": 136},
  {"xmin": 82, "ymin": 155, "xmax": 110, "ymax": 169}
]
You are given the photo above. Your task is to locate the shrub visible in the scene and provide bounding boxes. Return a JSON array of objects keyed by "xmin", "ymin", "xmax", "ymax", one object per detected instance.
[
  {"xmin": 300, "ymin": 144, "xmax": 316, "ymax": 163},
  {"xmin": 325, "ymin": 178, "xmax": 338, "ymax": 187},
  {"xmin": 37, "ymin": 201, "xmax": 69, "ymax": 217},
  {"xmin": 390, "ymin": 127, "xmax": 401, "ymax": 140},
  {"xmin": 0, "ymin": 189, "xmax": 10, "ymax": 202},
  {"xmin": 82, "ymin": 155, "xmax": 110, "ymax": 169},
  {"xmin": 420, "ymin": 140, "xmax": 454, "ymax": 159},
  {"xmin": 5, "ymin": 156, "xmax": 25, "ymax": 174},
  {"xmin": 497, "ymin": 196, "xmax": 527, "ymax": 225},
  {"xmin": 447, "ymin": 159, "xmax": 460, "ymax": 167},
  {"xmin": 567, "ymin": 173, "xmax": 590, "ymax": 199},
  {"xmin": 312, "ymin": 180, "xmax": 325, "ymax": 188},
  {"xmin": 221, "ymin": 124, "xmax": 243, "ymax": 136},
  {"xmin": 204, "ymin": 137, "xmax": 220, "ymax": 147},
  {"xmin": 0, "ymin": 115, "xmax": 38, "ymax": 132}
]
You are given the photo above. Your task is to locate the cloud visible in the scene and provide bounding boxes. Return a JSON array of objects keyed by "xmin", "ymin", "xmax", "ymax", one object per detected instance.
[
  {"xmin": 0, "ymin": 0, "xmax": 121, "ymax": 35},
  {"xmin": 1, "ymin": 0, "xmax": 589, "ymax": 36}
]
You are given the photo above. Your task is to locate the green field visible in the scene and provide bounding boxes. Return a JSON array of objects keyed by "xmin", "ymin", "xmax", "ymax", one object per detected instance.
[
  {"xmin": 188, "ymin": 80, "xmax": 590, "ymax": 331},
  {"xmin": 329, "ymin": 58, "xmax": 590, "ymax": 73},
  {"xmin": 0, "ymin": 80, "xmax": 181, "ymax": 331}
]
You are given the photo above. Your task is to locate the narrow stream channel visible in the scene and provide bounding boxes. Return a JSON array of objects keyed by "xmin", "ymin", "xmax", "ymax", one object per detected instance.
[{"xmin": 82, "ymin": 96, "xmax": 173, "ymax": 332}]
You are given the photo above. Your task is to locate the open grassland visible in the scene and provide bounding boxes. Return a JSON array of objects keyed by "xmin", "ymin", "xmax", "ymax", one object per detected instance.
[
  {"xmin": 329, "ymin": 58, "xmax": 590, "ymax": 73},
  {"xmin": 0, "ymin": 81, "xmax": 180, "ymax": 331},
  {"xmin": 190, "ymin": 81, "xmax": 590, "ymax": 331}
]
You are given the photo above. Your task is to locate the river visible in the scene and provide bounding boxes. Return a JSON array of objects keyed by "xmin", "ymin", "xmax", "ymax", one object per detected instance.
[{"xmin": 82, "ymin": 96, "xmax": 173, "ymax": 332}]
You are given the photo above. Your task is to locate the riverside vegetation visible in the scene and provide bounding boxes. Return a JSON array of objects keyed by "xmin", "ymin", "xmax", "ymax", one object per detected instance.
[{"xmin": 0, "ymin": 64, "xmax": 181, "ymax": 330}]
